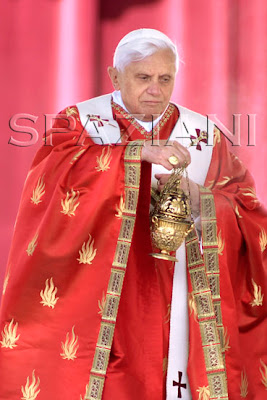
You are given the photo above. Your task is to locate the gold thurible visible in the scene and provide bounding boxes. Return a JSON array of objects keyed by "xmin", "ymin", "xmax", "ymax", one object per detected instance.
[{"xmin": 150, "ymin": 166, "xmax": 194, "ymax": 261}]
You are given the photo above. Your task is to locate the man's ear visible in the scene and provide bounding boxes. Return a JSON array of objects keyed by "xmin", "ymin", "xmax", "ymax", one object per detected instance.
[{"xmin": 108, "ymin": 66, "xmax": 120, "ymax": 90}]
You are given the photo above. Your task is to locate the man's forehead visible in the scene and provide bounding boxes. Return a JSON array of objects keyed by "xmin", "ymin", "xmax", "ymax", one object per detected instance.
[{"xmin": 124, "ymin": 50, "xmax": 176, "ymax": 74}]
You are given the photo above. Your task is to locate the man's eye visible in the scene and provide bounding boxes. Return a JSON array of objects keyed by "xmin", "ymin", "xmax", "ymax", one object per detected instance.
[
  {"xmin": 160, "ymin": 77, "xmax": 170, "ymax": 83},
  {"xmin": 139, "ymin": 76, "xmax": 149, "ymax": 80}
]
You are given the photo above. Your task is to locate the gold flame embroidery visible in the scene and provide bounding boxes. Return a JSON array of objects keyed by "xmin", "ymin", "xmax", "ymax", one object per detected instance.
[
  {"xmin": 26, "ymin": 233, "xmax": 38, "ymax": 256},
  {"xmin": 0, "ymin": 319, "xmax": 20, "ymax": 348},
  {"xmin": 250, "ymin": 279, "xmax": 264, "ymax": 307},
  {"xmin": 31, "ymin": 175, "xmax": 45, "ymax": 205},
  {"xmin": 260, "ymin": 359, "xmax": 267, "ymax": 390},
  {"xmin": 40, "ymin": 278, "xmax": 59, "ymax": 309},
  {"xmin": 66, "ymin": 107, "xmax": 78, "ymax": 117},
  {"xmin": 206, "ymin": 180, "xmax": 215, "ymax": 190},
  {"xmin": 213, "ymin": 126, "xmax": 221, "ymax": 146},
  {"xmin": 77, "ymin": 234, "xmax": 97, "ymax": 265},
  {"xmin": 95, "ymin": 146, "xmax": 112, "ymax": 172},
  {"xmin": 61, "ymin": 326, "xmax": 79, "ymax": 360},
  {"xmin": 217, "ymin": 230, "xmax": 225, "ymax": 256},
  {"xmin": 235, "ymin": 205, "xmax": 243, "ymax": 219},
  {"xmin": 215, "ymin": 176, "xmax": 232, "ymax": 187},
  {"xmin": 2, "ymin": 270, "xmax": 10, "ymax": 295},
  {"xmin": 221, "ymin": 327, "xmax": 230, "ymax": 352},
  {"xmin": 115, "ymin": 195, "xmax": 125, "ymax": 218},
  {"xmin": 241, "ymin": 187, "xmax": 258, "ymax": 203},
  {"xmin": 98, "ymin": 292, "xmax": 106, "ymax": 316},
  {"xmin": 164, "ymin": 304, "xmax": 171, "ymax": 324},
  {"xmin": 197, "ymin": 386, "xmax": 210, "ymax": 400},
  {"xmin": 188, "ymin": 292, "xmax": 198, "ymax": 321},
  {"xmin": 21, "ymin": 370, "xmax": 40, "ymax": 400},
  {"xmin": 70, "ymin": 148, "xmax": 86, "ymax": 164},
  {"xmin": 259, "ymin": 229, "xmax": 267, "ymax": 252},
  {"xmin": 163, "ymin": 357, "xmax": 168, "ymax": 375},
  {"xmin": 61, "ymin": 189, "xmax": 80, "ymax": 217},
  {"xmin": 240, "ymin": 370, "xmax": 248, "ymax": 398}
]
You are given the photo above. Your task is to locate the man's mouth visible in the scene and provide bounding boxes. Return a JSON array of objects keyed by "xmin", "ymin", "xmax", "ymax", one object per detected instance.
[{"xmin": 143, "ymin": 101, "xmax": 162, "ymax": 105}]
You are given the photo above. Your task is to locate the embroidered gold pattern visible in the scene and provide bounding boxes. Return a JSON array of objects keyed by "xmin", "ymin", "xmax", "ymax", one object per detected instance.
[
  {"xmin": 235, "ymin": 205, "xmax": 243, "ymax": 219},
  {"xmin": 124, "ymin": 140, "xmax": 144, "ymax": 159},
  {"xmin": 217, "ymin": 230, "xmax": 225, "ymax": 256},
  {"xmin": 97, "ymin": 323, "xmax": 115, "ymax": 349},
  {"xmin": 2, "ymin": 270, "xmax": 10, "ymax": 295},
  {"xmin": 240, "ymin": 370, "xmax": 248, "ymax": 398},
  {"xmin": 203, "ymin": 249, "xmax": 219, "ymax": 273},
  {"xmin": 108, "ymin": 270, "xmax": 125, "ymax": 294},
  {"xmin": 202, "ymin": 221, "xmax": 218, "ymax": 247},
  {"xmin": 98, "ymin": 292, "xmax": 106, "ymax": 316},
  {"xmin": 259, "ymin": 359, "xmax": 267, "ymax": 389},
  {"xmin": 95, "ymin": 146, "xmax": 112, "ymax": 172},
  {"xmin": 77, "ymin": 234, "xmax": 97, "ymax": 265},
  {"xmin": 70, "ymin": 148, "xmax": 86, "ymax": 164},
  {"xmin": 215, "ymin": 176, "xmax": 232, "ymax": 187},
  {"xmin": 213, "ymin": 126, "xmax": 221, "ymax": 146},
  {"xmin": 112, "ymin": 100, "xmax": 175, "ymax": 139},
  {"xmin": 40, "ymin": 278, "xmax": 59, "ymax": 309},
  {"xmin": 206, "ymin": 180, "xmax": 215, "ymax": 190},
  {"xmin": 197, "ymin": 386, "xmax": 210, "ymax": 400},
  {"xmin": 124, "ymin": 187, "xmax": 139, "ymax": 214},
  {"xmin": 221, "ymin": 327, "xmax": 230, "ymax": 352},
  {"xmin": 113, "ymin": 242, "xmax": 131, "ymax": 268},
  {"xmin": 187, "ymin": 189, "xmax": 228, "ymax": 399},
  {"xmin": 21, "ymin": 370, "xmax": 40, "ymax": 400},
  {"xmin": 250, "ymin": 279, "xmax": 264, "ymax": 306},
  {"xmin": 259, "ymin": 229, "xmax": 267, "ymax": 252},
  {"xmin": 87, "ymin": 141, "xmax": 142, "ymax": 400},
  {"xmin": 241, "ymin": 187, "xmax": 258, "ymax": 203},
  {"xmin": 86, "ymin": 376, "xmax": 105, "ymax": 400},
  {"xmin": 61, "ymin": 326, "xmax": 79, "ymax": 360},
  {"xmin": 31, "ymin": 175, "xmax": 45, "ymax": 205},
  {"xmin": 91, "ymin": 347, "xmax": 110, "ymax": 374},
  {"xmin": 199, "ymin": 321, "xmax": 219, "ymax": 345},
  {"xmin": 204, "ymin": 345, "xmax": 224, "ymax": 371},
  {"xmin": 115, "ymin": 195, "xmax": 125, "ymax": 218},
  {"xmin": 61, "ymin": 189, "xmax": 80, "ymax": 217},
  {"xmin": 188, "ymin": 292, "xmax": 198, "ymax": 321},
  {"xmin": 207, "ymin": 372, "xmax": 228, "ymax": 398},
  {"xmin": 66, "ymin": 106, "xmax": 78, "ymax": 117},
  {"xmin": 102, "ymin": 294, "xmax": 120, "ymax": 322},
  {"xmin": 0, "ymin": 319, "xmax": 20, "ymax": 348},
  {"xmin": 26, "ymin": 233, "xmax": 38, "ymax": 256}
]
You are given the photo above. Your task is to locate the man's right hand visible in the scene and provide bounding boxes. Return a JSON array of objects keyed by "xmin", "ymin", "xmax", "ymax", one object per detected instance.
[{"xmin": 141, "ymin": 140, "xmax": 191, "ymax": 170}]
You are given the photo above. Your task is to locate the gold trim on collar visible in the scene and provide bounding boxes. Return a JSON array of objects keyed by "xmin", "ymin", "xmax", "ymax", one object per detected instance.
[{"xmin": 111, "ymin": 100, "xmax": 176, "ymax": 139}]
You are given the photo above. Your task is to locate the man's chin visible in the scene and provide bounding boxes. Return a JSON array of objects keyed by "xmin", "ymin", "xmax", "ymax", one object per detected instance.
[{"xmin": 141, "ymin": 104, "xmax": 165, "ymax": 121}]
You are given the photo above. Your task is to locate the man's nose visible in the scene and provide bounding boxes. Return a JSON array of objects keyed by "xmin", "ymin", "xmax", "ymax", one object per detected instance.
[{"xmin": 146, "ymin": 82, "xmax": 161, "ymax": 95}]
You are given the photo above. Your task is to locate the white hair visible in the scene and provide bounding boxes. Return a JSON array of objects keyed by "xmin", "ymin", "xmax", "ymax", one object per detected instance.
[{"xmin": 113, "ymin": 29, "xmax": 179, "ymax": 73}]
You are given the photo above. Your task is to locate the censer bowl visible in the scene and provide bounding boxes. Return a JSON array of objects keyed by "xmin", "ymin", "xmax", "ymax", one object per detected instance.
[{"xmin": 150, "ymin": 216, "xmax": 193, "ymax": 261}]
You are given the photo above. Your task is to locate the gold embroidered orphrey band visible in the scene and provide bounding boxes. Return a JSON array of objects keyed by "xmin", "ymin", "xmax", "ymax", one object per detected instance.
[
  {"xmin": 186, "ymin": 187, "xmax": 229, "ymax": 399},
  {"xmin": 85, "ymin": 140, "xmax": 144, "ymax": 400}
]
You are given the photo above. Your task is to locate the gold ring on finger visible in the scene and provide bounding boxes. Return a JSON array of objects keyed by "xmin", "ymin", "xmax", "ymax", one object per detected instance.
[{"xmin": 168, "ymin": 155, "xmax": 179, "ymax": 166}]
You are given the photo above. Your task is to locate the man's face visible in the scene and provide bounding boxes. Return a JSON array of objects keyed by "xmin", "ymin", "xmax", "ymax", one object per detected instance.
[{"xmin": 108, "ymin": 48, "xmax": 176, "ymax": 122}]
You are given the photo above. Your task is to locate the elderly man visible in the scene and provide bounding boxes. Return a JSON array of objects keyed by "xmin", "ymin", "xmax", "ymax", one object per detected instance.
[{"xmin": 0, "ymin": 29, "xmax": 266, "ymax": 400}]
